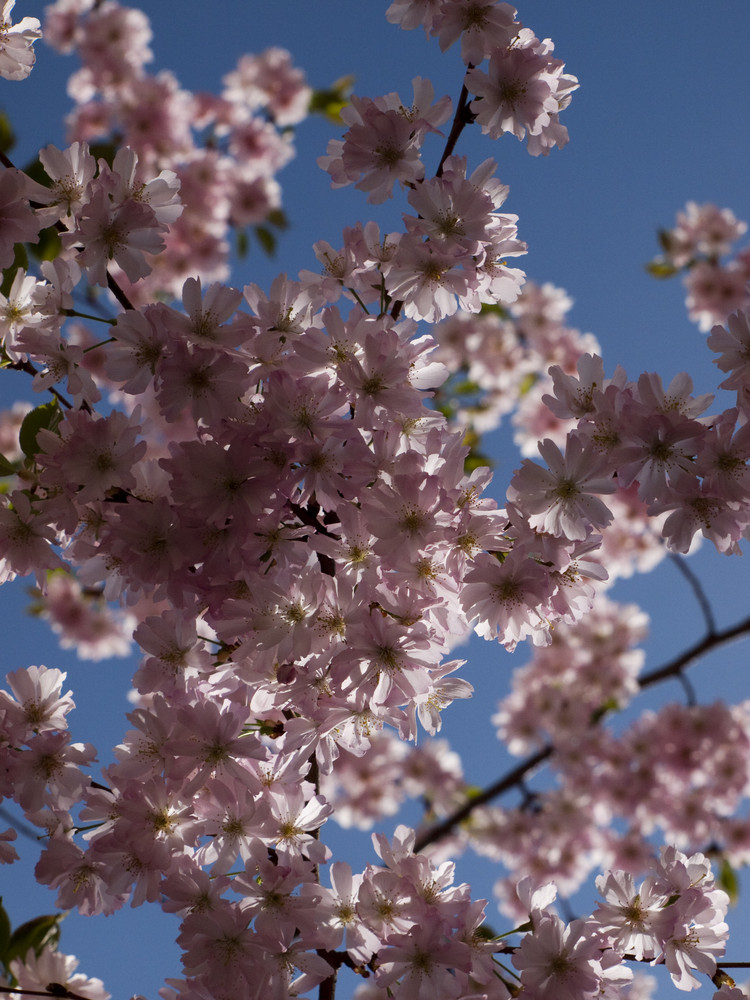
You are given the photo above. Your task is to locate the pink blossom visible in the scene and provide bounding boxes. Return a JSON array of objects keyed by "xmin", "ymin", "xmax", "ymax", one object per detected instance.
[
  {"xmin": 70, "ymin": 186, "xmax": 167, "ymax": 286},
  {"xmin": 467, "ymin": 44, "xmax": 559, "ymax": 142},
  {"xmin": 11, "ymin": 946, "xmax": 109, "ymax": 1000},
  {"xmin": 649, "ymin": 472, "xmax": 746, "ymax": 554},
  {"xmin": 385, "ymin": 0, "xmax": 443, "ymax": 35},
  {"xmin": 665, "ymin": 202, "xmax": 748, "ymax": 268},
  {"xmin": 0, "ymin": 169, "xmax": 42, "ymax": 268},
  {"xmin": 685, "ymin": 261, "xmax": 750, "ymax": 332},
  {"xmin": 0, "ymin": 826, "xmax": 18, "ymax": 863},
  {"xmin": 37, "ymin": 408, "xmax": 147, "ymax": 503},
  {"xmin": 0, "ymin": 490, "xmax": 64, "ymax": 585},
  {"xmin": 460, "ymin": 547, "xmax": 553, "ymax": 651},
  {"xmin": 508, "ymin": 435, "xmax": 615, "ymax": 540},
  {"xmin": 708, "ymin": 310, "xmax": 750, "ymax": 395},
  {"xmin": 0, "ymin": 0, "xmax": 41, "ymax": 80},
  {"xmin": 0, "ymin": 664, "xmax": 74, "ymax": 735},
  {"xmin": 434, "ymin": 0, "xmax": 519, "ymax": 65},
  {"xmin": 512, "ymin": 913, "xmax": 604, "ymax": 1000},
  {"xmin": 374, "ymin": 919, "xmax": 473, "ymax": 998},
  {"xmin": 35, "ymin": 141, "xmax": 96, "ymax": 219},
  {"xmin": 319, "ymin": 78, "xmax": 451, "ymax": 204},
  {"xmin": 222, "ymin": 47, "xmax": 311, "ymax": 126},
  {"xmin": 593, "ymin": 870, "xmax": 663, "ymax": 961}
]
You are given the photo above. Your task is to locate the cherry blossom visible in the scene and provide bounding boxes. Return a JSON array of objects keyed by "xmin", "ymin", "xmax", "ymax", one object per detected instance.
[
  {"xmin": 0, "ymin": 0, "xmax": 41, "ymax": 80},
  {"xmin": 1, "ymin": 5, "xmax": 750, "ymax": 1000}
]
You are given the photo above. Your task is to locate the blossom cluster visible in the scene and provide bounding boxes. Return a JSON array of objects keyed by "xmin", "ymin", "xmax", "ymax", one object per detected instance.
[
  {"xmin": 386, "ymin": 0, "xmax": 578, "ymax": 154},
  {"xmin": 650, "ymin": 202, "xmax": 750, "ymax": 332},
  {"xmin": 504, "ymin": 348, "xmax": 750, "ymax": 558},
  {"xmin": 0, "ymin": 2, "xmax": 749, "ymax": 1000},
  {"xmin": 37, "ymin": 0, "xmax": 312, "ymax": 300},
  {"xmin": 0, "ymin": 0, "xmax": 40, "ymax": 80},
  {"xmin": 511, "ymin": 849, "xmax": 729, "ymax": 1000}
]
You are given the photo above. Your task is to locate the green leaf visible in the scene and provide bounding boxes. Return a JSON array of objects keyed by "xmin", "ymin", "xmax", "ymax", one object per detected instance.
[
  {"xmin": 266, "ymin": 208, "xmax": 288, "ymax": 231},
  {"xmin": 645, "ymin": 258, "xmax": 679, "ymax": 279},
  {"xmin": 0, "ymin": 111, "xmax": 15, "ymax": 154},
  {"xmin": 473, "ymin": 922, "xmax": 499, "ymax": 941},
  {"xmin": 254, "ymin": 225, "xmax": 276, "ymax": 257},
  {"xmin": 0, "ymin": 453, "xmax": 18, "ymax": 477},
  {"xmin": 1, "ymin": 243, "xmax": 29, "ymax": 298},
  {"xmin": 6, "ymin": 913, "xmax": 61, "ymax": 967},
  {"xmin": 236, "ymin": 227, "xmax": 249, "ymax": 260},
  {"xmin": 21, "ymin": 155, "xmax": 50, "ymax": 189},
  {"xmin": 309, "ymin": 75, "xmax": 355, "ymax": 124},
  {"xmin": 452, "ymin": 379, "xmax": 481, "ymax": 396},
  {"xmin": 464, "ymin": 450, "xmax": 493, "ymax": 473},
  {"xmin": 0, "ymin": 899, "xmax": 12, "ymax": 970},
  {"xmin": 589, "ymin": 696, "xmax": 620, "ymax": 725},
  {"xmin": 657, "ymin": 227, "xmax": 681, "ymax": 255},
  {"xmin": 434, "ymin": 401, "xmax": 457, "ymax": 421},
  {"xmin": 719, "ymin": 857, "xmax": 739, "ymax": 905},
  {"xmin": 479, "ymin": 301, "xmax": 510, "ymax": 319},
  {"xmin": 28, "ymin": 225, "xmax": 62, "ymax": 263},
  {"xmin": 19, "ymin": 400, "xmax": 62, "ymax": 461},
  {"xmin": 88, "ymin": 141, "xmax": 119, "ymax": 171}
]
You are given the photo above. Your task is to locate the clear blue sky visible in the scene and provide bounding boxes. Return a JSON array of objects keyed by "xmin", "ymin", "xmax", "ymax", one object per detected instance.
[{"xmin": 2, "ymin": 3, "xmax": 750, "ymax": 999}]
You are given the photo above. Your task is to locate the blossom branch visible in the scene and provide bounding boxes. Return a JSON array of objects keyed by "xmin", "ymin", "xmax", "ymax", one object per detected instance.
[
  {"xmin": 639, "ymin": 613, "xmax": 750, "ymax": 689},
  {"xmin": 435, "ymin": 79, "xmax": 475, "ymax": 178},
  {"xmin": 0, "ymin": 989, "xmax": 90, "ymax": 1000},
  {"xmin": 415, "ymin": 612, "xmax": 750, "ymax": 855},
  {"xmin": 669, "ymin": 552, "xmax": 717, "ymax": 635},
  {"xmin": 1, "ymin": 148, "xmax": 137, "ymax": 313},
  {"xmin": 414, "ymin": 745, "xmax": 553, "ymax": 852},
  {"xmin": 4, "ymin": 358, "xmax": 74, "ymax": 410}
]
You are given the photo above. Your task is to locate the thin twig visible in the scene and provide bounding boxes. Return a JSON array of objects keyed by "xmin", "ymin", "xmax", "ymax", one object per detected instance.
[
  {"xmin": 436, "ymin": 78, "xmax": 475, "ymax": 178},
  {"xmin": 0, "ymin": 804, "xmax": 41, "ymax": 842},
  {"xmin": 4, "ymin": 358, "xmax": 73, "ymax": 410},
  {"xmin": 639, "ymin": 614, "xmax": 750, "ymax": 689},
  {"xmin": 414, "ymin": 745, "xmax": 553, "ymax": 852},
  {"xmin": 0, "ymin": 989, "xmax": 90, "ymax": 1000},
  {"xmin": 389, "ymin": 74, "xmax": 476, "ymax": 322},
  {"xmin": 414, "ymin": 613, "xmax": 750, "ymax": 854},
  {"xmin": 669, "ymin": 552, "xmax": 717, "ymax": 635}
]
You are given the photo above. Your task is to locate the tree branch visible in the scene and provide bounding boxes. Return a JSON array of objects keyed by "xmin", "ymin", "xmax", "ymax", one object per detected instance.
[
  {"xmin": 413, "ymin": 612, "xmax": 750, "ymax": 855},
  {"xmin": 435, "ymin": 77, "xmax": 475, "ymax": 178},
  {"xmin": 669, "ymin": 552, "xmax": 717, "ymax": 635},
  {"xmin": 639, "ymin": 614, "xmax": 750, "ymax": 690},
  {"xmin": 414, "ymin": 745, "xmax": 553, "ymax": 852},
  {"xmin": 0, "ymin": 988, "xmax": 91, "ymax": 1000}
]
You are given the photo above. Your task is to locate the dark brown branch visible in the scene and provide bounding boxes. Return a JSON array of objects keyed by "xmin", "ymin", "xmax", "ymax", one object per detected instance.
[
  {"xmin": 106, "ymin": 271, "xmax": 135, "ymax": 312},
  {"xmin": 436, "ymin": 78, "xmax": 475, "ymax": 178},
  {"xmin": 669, "ymin": 552, "xmax": 717, "ymax": 635},
  {"xmin": 0, "ymin": 804, "xmax": 41, "ymax": 842},
  {"xmin": 639, "ymin": 614, "xmax": 750, "ymax": 690},
  {"xmin": 5, "ymin": 358, "xmax": 74, "ymax": 410},
  {"xmin": 0, "ymin": 988, "xmax": 90, "ymax": 1000},
  {"xmin": 414, "ymin": 613, "xmax": 750, "ymax": 855},
  {"xmin": 388, "ymin": 74, "xmax": 476, "ymax": 322},
  {"xmin": 317, "ymin": 968, "xmax": 338, "ymax": 1000},
  {"xmin": 414, "ymin": 745, "xmax": 553, "ymax": 852}
]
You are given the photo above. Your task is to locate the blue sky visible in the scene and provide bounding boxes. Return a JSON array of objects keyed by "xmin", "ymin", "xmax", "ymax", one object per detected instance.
[{"xmin": 2, "ymin": 3, "xmax": 750, "ymax": 999}]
